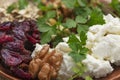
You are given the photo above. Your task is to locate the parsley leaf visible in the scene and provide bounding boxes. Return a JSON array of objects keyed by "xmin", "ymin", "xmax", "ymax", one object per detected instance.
[
  {"xmin": 68, "ymin": 31, "xmax": 89, "ymax": 79},
  {"xmin": 77, "ymin": 0, "xmax": 88, "ymax": 7},
  {"xmin": 18, "ymin": 0, "xmax": 28, "ymax": 10},
  {"xmin": 87, "ymin": 7, "xmax": 105, "ymax": 26},
  {"xmin": 77, "ymin": 24, "xmax": 89, "ymax": 33},
  {"xmin": 69, "ymin": 52, "xmax": 86, "ymax": 62},
  {"xmin": 68, "ymin": 34, "xmax": 80, "ymax": 51},
  {"xmin": 75, "ymin": 15, "xmax": 88, "ymax": 24},
  {"xmin": 7, "ymin": 3, "xmax": 16, "ymax": 13},
  {"xmin": 38, "ymin": 23, "xmax": 51, "ymax": 32},
  {"xmin": 40, "ymin": 27, "xmax": 56, "ymax": 44},
  {"xmin": 62, "ymin": 0, "xmax": 76, "ymax": 9},
  {"xmin": 110, "ymin": 0, "xmax": 120, "ymax": 16},
  {"xmin": 80, "ymin": 31, "xmax": 87, "ymax": 45},
  {"xmin": 85, "ymin": 76, "xmax": 93, "ymax": 80},
  {"xmin": 34, "ymin": 0, "xmax": 41, "ymax": 3},
  {"xmin": 68, "ymin": 31, "xmax": 88, "ymax": 62},
  {"xmin": 46, "ymin": 11, "xmax": 56, "ymax": 19},
  {"xmin": 63, "ymin": 19, "xmax": 76, "ymax": 28}
]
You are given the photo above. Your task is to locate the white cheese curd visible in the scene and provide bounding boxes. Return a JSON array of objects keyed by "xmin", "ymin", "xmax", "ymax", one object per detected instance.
[
  {"xmin": 55, "ymin": 42, "xmax": 71, "ymax": 55},
  {"xmin": 86, "ymin": 14, "xmax": 120, "ymax": 65},
  {"xmin": 55, "ymin": 42, "xmax": 76, "ymax": 80},
  {"xmin": 82, "ymin": 54, "xmax": 113, "ymax": 78},
  {"xmin": 31, "ymin": 43, "xmax": 53, "ymax": 58},
  {"xmin": 57, "ymin": 54, "xmax": 76, "ymax": 80},
  {"xmin": 31, "ymin": 43, "xmax": 43, "ymax": 58}
]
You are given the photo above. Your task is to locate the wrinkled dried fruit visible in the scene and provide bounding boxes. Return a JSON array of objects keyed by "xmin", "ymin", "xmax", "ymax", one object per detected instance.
[
  {"xmin": 1, "ymin": 49, "xmax": 22, "ymax": 66},
  {"xmin": 0, "ymin": 20, "xmax": 40, "ymax": 79},
  {"xmin": 11, "ymin": 67, "xmax": 32, "ymax": 80}
]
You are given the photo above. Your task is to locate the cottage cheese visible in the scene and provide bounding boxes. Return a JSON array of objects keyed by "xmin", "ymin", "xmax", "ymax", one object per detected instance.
[
  {"xmin": 55, "ymin": 42, "xmax": 113, "ymax": 79},
  {"xmin": 55, "ymin": 42, "xmax": 75, "ymax": 80},
  {"xmin": 86, "ymin": 14, "xmax": 120, "ymax": 65},
  {"xmin": 82, "ymin": 54, "xmax": 113, "ymax": 78}
]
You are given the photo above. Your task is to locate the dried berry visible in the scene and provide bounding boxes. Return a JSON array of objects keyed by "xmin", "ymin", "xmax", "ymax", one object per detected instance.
[
  {"xmin": 0, "ymin": 20, "xmax": 40, "ymax": 79},
  {"xmin": 1, "ymin": 49, "xmax": 22, "ymax": 66}
]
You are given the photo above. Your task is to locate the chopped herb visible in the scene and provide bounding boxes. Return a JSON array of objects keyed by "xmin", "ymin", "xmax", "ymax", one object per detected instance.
[
  {"xmin": 67, "ymin": 31, "xmax": 91, "ymax": 79},
  {"xmin": 110, "ymin": 0, "xmax": 120, "ymax": 16},
  {"xmin": 40, "ymin": 27, "xmax": 56, "ymax": 44},
  {"xmin": 77, "ymin": 24, "xmax": 89, "ymax": 33},
  {"xmin": 87, "ymin": 7, "xmax": 105, "ymax": 26},
  {"xmin": 7, "ymin": 3, "xmax": 17, "ymax": 13},
  {"xmin": 75, "ymin": 15, "xmax": 88, "ymax": 24},
  {"xmin": 85, "ymin": 76, "xmax": 93, "ymax": 80},
  {"xmin": 18, "ymin": 0, "xmax": 28, "ymax": 10},
  {"xmin": 62, "ymin": 0, "xmax": 76, "ymax": 9},
  {"xmin": 63, "ymin": 19, "xmax": 77, "ymax": 28}
]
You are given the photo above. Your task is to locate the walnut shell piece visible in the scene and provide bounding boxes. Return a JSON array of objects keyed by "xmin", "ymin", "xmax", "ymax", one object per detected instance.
[{"xmin": 29, "ymin": 45, "xmax": 63, "ymax": 80}]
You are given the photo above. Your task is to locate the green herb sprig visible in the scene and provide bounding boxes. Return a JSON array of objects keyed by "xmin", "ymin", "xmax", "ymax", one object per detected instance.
[
  {"xmin": 67, "ymin": 31, "xmax": 89, "ymax": 80},
  {"xmin": 7, "ymin": 0, "xmax": 29, "ymax": 13}
]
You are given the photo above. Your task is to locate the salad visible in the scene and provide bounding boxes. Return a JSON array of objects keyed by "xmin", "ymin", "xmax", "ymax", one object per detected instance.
[{"xmin": 0, "ymin": 0, "xmax": 120, "ymax": 80}]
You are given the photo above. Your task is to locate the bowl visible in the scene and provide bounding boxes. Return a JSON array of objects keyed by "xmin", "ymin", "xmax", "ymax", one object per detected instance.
[
  {"xmin": 0, "ymin": 64, "xmax": 20, "ymax": 80},
  {"xmin": 0, "ymin": 63, "xmax": 120, "ymax": 80}
]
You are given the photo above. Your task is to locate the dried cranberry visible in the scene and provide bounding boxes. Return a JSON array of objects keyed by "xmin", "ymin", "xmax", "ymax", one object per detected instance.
[
  {"xmin": 3, "ymin": 40, "xmax": 24, "ymax": 52},
  {"xmin": 19, "ymin": 21, "xmax": 30, "ymax": 32},
  {"xmin": 0, "ymin": 34, "xmax": 14, "ymax": 44},
  {"xmin": 0, "ymin": 20, "xmax": 40, "ymax": 79},
  {"xmin": 13, "ymin": 28, "xmax": 27, "ymax": 41},
  {"xmin": 11, "ymin": 67, "xmax": 32, "ymax": 80},
  {"xmin": 26, "ymin": 34, "xmax": 39, "ymax": 44},
  {"xmin": 0, "ymin": 22, "xmax": 12, "ymax": 31},
  {"xmin": 21, "ymin": 55, "xmax": 32, "ymax": 63},
  {"xmin": 1, "ymin": 49, "xmax": 22, "ymax": 66}
]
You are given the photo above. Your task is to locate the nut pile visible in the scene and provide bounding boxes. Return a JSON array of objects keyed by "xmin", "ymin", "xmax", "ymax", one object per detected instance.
[{"xmin": 29, "ymin": 45, "xmax": 63, "ymax": 80}]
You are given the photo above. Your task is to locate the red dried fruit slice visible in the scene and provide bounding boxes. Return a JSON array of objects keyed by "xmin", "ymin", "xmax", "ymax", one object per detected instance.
[{"xmin": 1, "ymin": 49, "xmax": 22, "ymax": 66}]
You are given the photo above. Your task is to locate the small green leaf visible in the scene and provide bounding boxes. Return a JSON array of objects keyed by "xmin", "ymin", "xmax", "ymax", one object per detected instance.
[
  {"xmin": 77, "ymin": 24, "xmax": 89, "ymax": 33},
  {"xmin": 37, "ymin": 17, "xmax": 48, "ymax": 24},
  {"xmin": 75, "ymin": 15, "xmax": 88, "ymax": 24},
  {"xmin": 85, "ymin": 76, "xmax": 93, "ymax": 80},
  {"xmin": 63, "ymin": 19, "xmax": 77, "ymax": 28},
  {"xmin": 80, "ymin": 47, "xmax": 89, "ymax": 54},
  {"xmin": 62, "ymin": 0, "xmax": 76, "ymax": 9},
  {"xmin": 18, "ymin": 0, "xmax": 28, "ymax": 10},
  {"xmin": 77, "ymin": 0, "xmax": 88, "ymax": 7},
  {"xmin": 51, "ymin": 36, "xmax": 63, "ymax": 47},
  {"xmin": 7, "ymin": 3, "xmax": 16, "ymax": 13},
  {"xmin": 68, "ymin": 34, "xmax": 80, "ymax": 51},
  {"xmin": 38, "ymin": 3, "xmax": 53, "ymax": 12},
  {"xmin": 46, "ymin": 11, "xmax": 56, "ymax": 19},
  {"xmin": 40, "ymin": 28, "xmax": 56, "ymax": 44},
  {"xmin": 34, "ymin": 0, "xmax": 41, "ymax": 3},
  {"xmin": 80, "ymin": 31, "xmax": 87, "ymax": 45},
  {"xmin": 87, "ymin": 7, "xmax": 105, "ymax": 26},
  {"xmin": 38, "ymin": 23, "xmax": 51, "ymax": 32},
  {"xmin": 111, "ymin": 0, "xmax": 120, "ymax": 16},
  {"xmin": 69, "ymin": 52, "xmax": 86, "ymax": 62},
  {"xmin": 74, "ymin": 7, "xmax": 91, "ymax": 17}
]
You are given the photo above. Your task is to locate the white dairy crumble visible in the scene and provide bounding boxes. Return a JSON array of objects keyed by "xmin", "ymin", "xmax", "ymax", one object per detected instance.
[
  {"xmin": 86, "ymin": 14, "xmax": 120, "ymax": 65},
  {"xmin": 32, "ymin": 14, "xmax": 120, "ymax": 79},
  {"xmin": 82, "ymin": 54, "xmax": 113, "ymax": 78},
  {"xmin": 55, "ymin": 42, "xmax": 76, "ymax": 80}
]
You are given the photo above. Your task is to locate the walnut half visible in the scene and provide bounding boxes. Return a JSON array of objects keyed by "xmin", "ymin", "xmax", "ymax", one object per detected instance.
[{"xmin": 29, "ymin": 45, "xmax": 63, "ymax": 80}]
